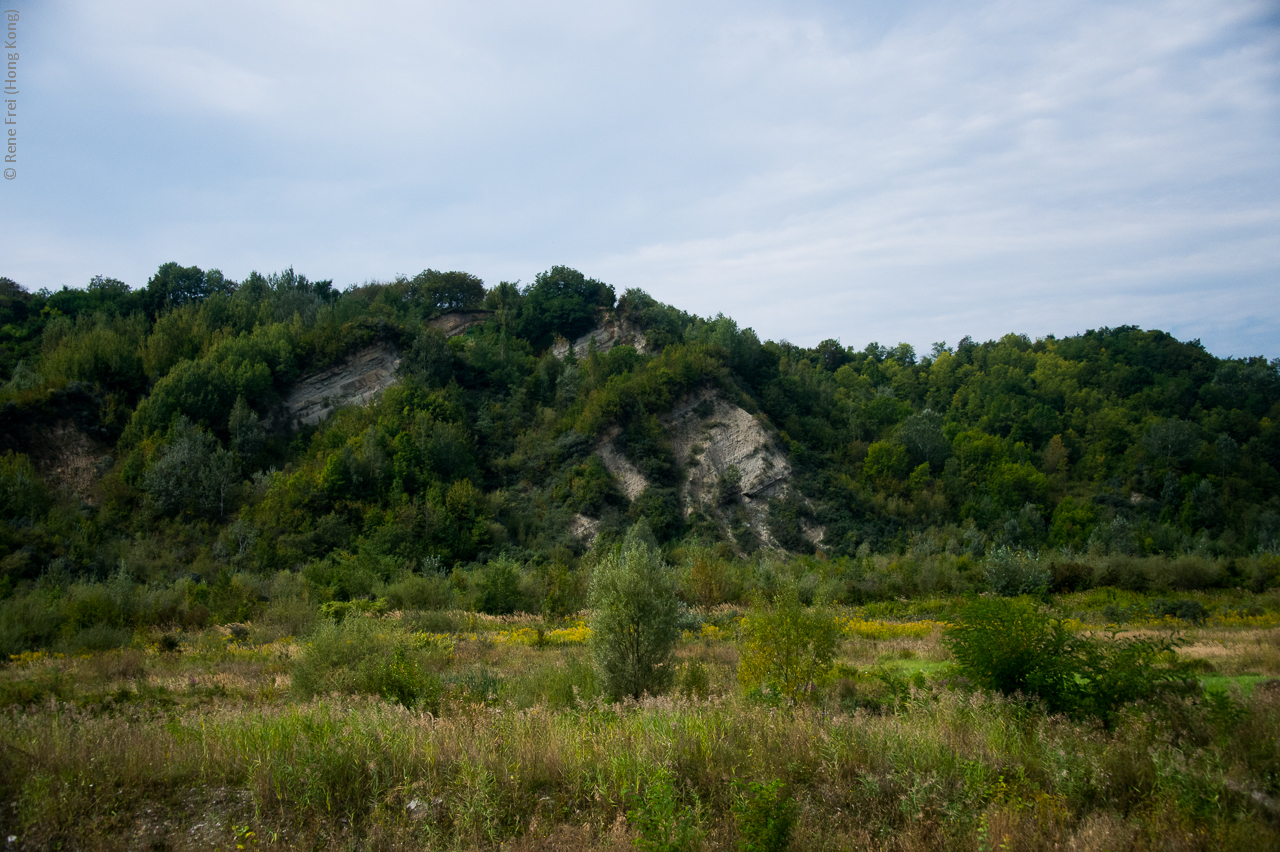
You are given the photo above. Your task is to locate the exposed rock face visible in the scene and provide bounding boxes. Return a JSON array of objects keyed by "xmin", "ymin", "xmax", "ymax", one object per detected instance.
[
  {"xmin": 274, "ymin": 311, "xmax": 488, "ymax": 430},
  {"xmin": 568, "ymin": 513, "xmax": 602, "ymax": 546},
  {"xmin": 593, "ymin": 388, "xmax": 796, "ymax": 550},
  {"xmin": 551, "ymin": 317, "xmax": 647, "ymax": 360},
  {"xmin": 426, "ymin": 310, "xmax": 492, "ymax": 338},
  {"xmin": 278, "ymin": 342, "xmax": 402, "ymax": 428},
  {"xmin": 664, "ymin": 389, "xmax": 790, "ymax": 506},
  {"xmin": 597, "ymin": 431, "xmax": 648, "ymax": 501}
]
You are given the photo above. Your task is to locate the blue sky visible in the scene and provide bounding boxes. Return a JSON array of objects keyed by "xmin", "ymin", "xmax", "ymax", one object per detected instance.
[{"xmin": 3, "ymin": 0, "xmax": 1278, "ymax": 357}]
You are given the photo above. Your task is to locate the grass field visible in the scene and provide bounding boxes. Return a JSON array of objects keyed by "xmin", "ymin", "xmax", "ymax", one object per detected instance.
[{"xmin": 2, "ymin": 590, "xmax": 1279, "ymax": 851}]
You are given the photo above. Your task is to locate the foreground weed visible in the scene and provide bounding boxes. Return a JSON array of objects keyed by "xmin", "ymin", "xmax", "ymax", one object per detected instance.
[
  {"xmin": 628, "ymin": 768, "xmax": 706, "ymax": 852},
  {"xmin": 732, "ymin": 778, "xmax": 797, "ymax": 852}
]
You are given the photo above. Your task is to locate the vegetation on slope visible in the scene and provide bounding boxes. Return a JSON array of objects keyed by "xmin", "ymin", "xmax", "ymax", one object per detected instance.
[{"xmin": 0, "ymin": 263, "xmax": 1278, "ymax": 653}]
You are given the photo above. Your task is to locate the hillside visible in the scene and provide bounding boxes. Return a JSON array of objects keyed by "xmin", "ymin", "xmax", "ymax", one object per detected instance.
[{"xmin": 1, "ymin": 264, "xmax": 1278, "ymax": 651}]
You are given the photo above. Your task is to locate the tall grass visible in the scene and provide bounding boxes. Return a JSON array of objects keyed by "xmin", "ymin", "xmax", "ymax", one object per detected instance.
[
  {"xmin": 4, "ymin": 591, "xmax": 1280, "ymax": 850},
  {"xmin": 4, "ymin": 679, "xmax": 1279, "ymax": 850}
]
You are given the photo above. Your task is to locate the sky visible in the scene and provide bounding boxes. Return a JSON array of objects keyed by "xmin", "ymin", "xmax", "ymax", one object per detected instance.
[{"xmin": 2, "ymin": 0, "xmax": 1278, "ymax": 358}]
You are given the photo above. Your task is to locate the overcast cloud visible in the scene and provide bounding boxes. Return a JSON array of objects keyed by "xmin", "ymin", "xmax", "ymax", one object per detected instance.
[{"xmin": 3, "ymin": 0, "xmax": 1278, "ymax": 356}]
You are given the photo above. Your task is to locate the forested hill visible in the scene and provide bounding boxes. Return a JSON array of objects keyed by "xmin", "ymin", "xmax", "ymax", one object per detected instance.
[{"xmin": 1, "ymin": 263, "xmax": 1278, "ymax": 623}]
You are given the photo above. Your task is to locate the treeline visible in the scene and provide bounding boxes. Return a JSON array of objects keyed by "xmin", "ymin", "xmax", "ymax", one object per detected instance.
[{"xmin": 1, "ymin": 261, "xmax": 1279, "ymax": 653}]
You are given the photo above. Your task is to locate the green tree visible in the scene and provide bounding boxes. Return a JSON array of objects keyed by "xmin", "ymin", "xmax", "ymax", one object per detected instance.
[
  {"xmin": 896, "ymin": 409, "xmax": 949, "ymax": 470},
  {"xmin": 142, "ymin": 417, "xmax": 239, "ymax": 519},
  {"xmin": 862, "ymin": 441, "xmax": 911, "ymax": 488},
  {"xmin": 142, "ymin": 261, "xmax": 231, "ymax": 314},
  {"xmin": 0, "ymin": 451, "xmax": 51, "ymax": 522},
  {"xmin": 406, "ymin": 328, "xmax": 455, "ymax": 386},
  {"xmin": 410, "ymin": 269, "xmax": 486, "ymax": 313},
  {"xmin": 737, "ymin": 582, "xmax": 841, "ymax": 704},
  {"xmin": 1144, "ymin": 417, "xmax": 1200, "ymax": 468},
  {"xmin": 228, "ymin": 395, "xmax": 264, "ymax": 461},
  {"xmin": 519, "ymin": 266, "xmax": 615, "ymax": 350},
  {"xmin": 587, "ymin": 521, "xmax": 682, "ymax": 700},
  {"xmin": 475, "ymin": 558, "xmax": 524, "ymax": 615}
]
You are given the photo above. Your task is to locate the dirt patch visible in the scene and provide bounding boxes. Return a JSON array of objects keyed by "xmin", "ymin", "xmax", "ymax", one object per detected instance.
[
  {"xmin": 26, "ymin": 419, "xmax": 106, "ymax": 504},
  {"xmin": 665, "ymin": 389, "xmax": 794, "ymax": 548},
  {"xmin": 665, "ymin": 389, "xmax": 789, "ymax": 504}
]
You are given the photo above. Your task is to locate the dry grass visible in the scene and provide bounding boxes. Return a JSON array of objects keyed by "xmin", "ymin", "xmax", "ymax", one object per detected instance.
[
  {"xmin": 4, "ymin": 610, "xmax": 1280, "ymax": 851},
  {"xmin": 1179, "ymin": 627, "xmax": 1280, "ymax": 676}
]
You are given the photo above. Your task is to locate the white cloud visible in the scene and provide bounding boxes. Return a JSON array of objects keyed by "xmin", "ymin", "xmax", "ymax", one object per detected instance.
[{"xmin": 5, "ymin": 0, "xmax": 1278, "ymax": 357}]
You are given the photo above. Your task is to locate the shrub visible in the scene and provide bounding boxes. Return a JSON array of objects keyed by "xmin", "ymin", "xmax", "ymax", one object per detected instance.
[
  {"xmin": 0, "ymin": 591, "xmax": 61, "ymax": 656},
  {"xmin": 1148, "ymin": 597, "xmax": 1209, "ymax": 624},
  {"xmin": 944, "ymin": 598, "xmax": 1084, "ymax": 714},
  {"xmin": 678, "ymin": 659, "xmax": 711, "ymax": 700},
  {"xmin": 475, "ymin": 558, "xmax": 525, "ymax": 615},
  {"xmin": 62, "ymin": 624, "xmax": 133, "ymax": 654},
  {"xmin": 944, "ymin": 597, "xmax": 1197, "ymax": 724},
  {"xmin": 384, "ymin": 572, "xmax": 454, "ymax": 611},
  {"xmin": 983, "ymin": 547, "xmax": 1049, "ymax": 597},
  {"xmin": 291, "ymin": 617, "xmax": 450, "ymax": 711},
  {"xmin": 0, "ymin": 666, "xmax": 74, "ymax": 708},
  {"xmin": 587, "ymin": 521, "xmax": 682, "ymax": 701},
  {"xmin": 732, "ymin": 778, "xmax": 798, "ymax": 852},
  {"xmin": 738, "ymin": 583, "xmax": 841, "ymax": 704},
  {"xmin": 318, "ymin": 598, "xmax": 386, "ymax": 623},
  {"xmin": 683, "ymin": 545, "xmax": 739, "ymax": 608},
  {"xmin": 1049, "ymin": 560, "xmax": 1093, "ymax": 593}
]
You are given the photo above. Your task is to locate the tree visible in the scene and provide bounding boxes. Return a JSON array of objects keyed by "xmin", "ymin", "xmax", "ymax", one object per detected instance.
[
  {"xmin": 588, "ymin": 521, "xmax": 682, "ymax": 700},
  {"xmin": 406, "ymin": 328, "xmax": 455, "ymax": 386},
  {"xmin": 142, "ymin": 417, "xmax": 239, "ymax": 519},
  {"xmin": 1144, "ymin": 418, "xmax": 1200, "ymax": 468},
  {"xmin": 862, "ymin": 441, "xmax": 911, "ymax": 489},
  {"xmin": 896, "ymin": 409, "xmax": 949, "ymax": 470},
  {"xmin": 737, "ymin": 582, "xmax": 840, "ymax": 704},
  {"xmin": 410, "ymin": 270, "xmax": 486, "ymax": 313},
  {"xmin": 228, "ymin": 395, "xmax": 264, "ymax": 461},
  {"xmin": 815, "ymin": 339, "xmax": 850, "ymax": 372},
  {"xmin": 143, "ymin": 262, "xmax": 209, "ymax": 313},
  {"xmin": 519, "ymin": 266, "xmax": 615, "ymax": 350}
]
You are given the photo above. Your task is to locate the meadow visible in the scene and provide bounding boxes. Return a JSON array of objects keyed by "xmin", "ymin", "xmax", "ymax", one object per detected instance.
[{"xmin": 3, "ymin": 587, "xmax": 1280, "ymax": 852}]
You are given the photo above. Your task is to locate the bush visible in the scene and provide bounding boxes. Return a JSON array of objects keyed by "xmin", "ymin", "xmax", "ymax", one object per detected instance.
[
  {"xmin": 983, "ymin": 547, "xmax": 1049, "ymax": 597},
  {"xmin": 678, "ymin": 659, "xmax": 711, "ymax": 700},
  {"xmin": 1148, "ymin": 597, "xmax": 1209, "ymax": 624},
  {"xmin": 0, "ymin": 591, "xmax": 61, "ymax": 656},
  {"xmin": 474, "ymin": 558, "xmax": 525, "ymax": 615},
  {"xmin": 384, "ymin": 572, "xmax": 454, "ymax": 611},
  {"xmin": 318, "ymin": 598, "xmax": 386, "ymax": 623},
  {"xmin": 944, "ymin": 597, "xmax": 1196, "ymax": 724},
  {"xmin": 737, "ymin": 583, "xmax": 841, "ymax": 704},
  {"xmin": 291, "ymin": 617, "xmax": 450, "ymax": 711},
  {"xmin": 587, "ymin": 522, "xmax": 682, "ymax": 701},
  {"xmin": 943, "ymin": 598, "xmax": 1083, "ymax": 714},
  {"xmin": 62, "ymin": 624, "xmax": 133, "ymax": 654},
  {"xmin": 1049, "ymin": 560, "xmax": 1093, "ymax": 593},
  {"xmin": 682, "ymin": 545, "xmax": 740, "ymax": 608},
  {"xmin": 732, "ymin": 778, "xmax": 798, "ymax": 852}
]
